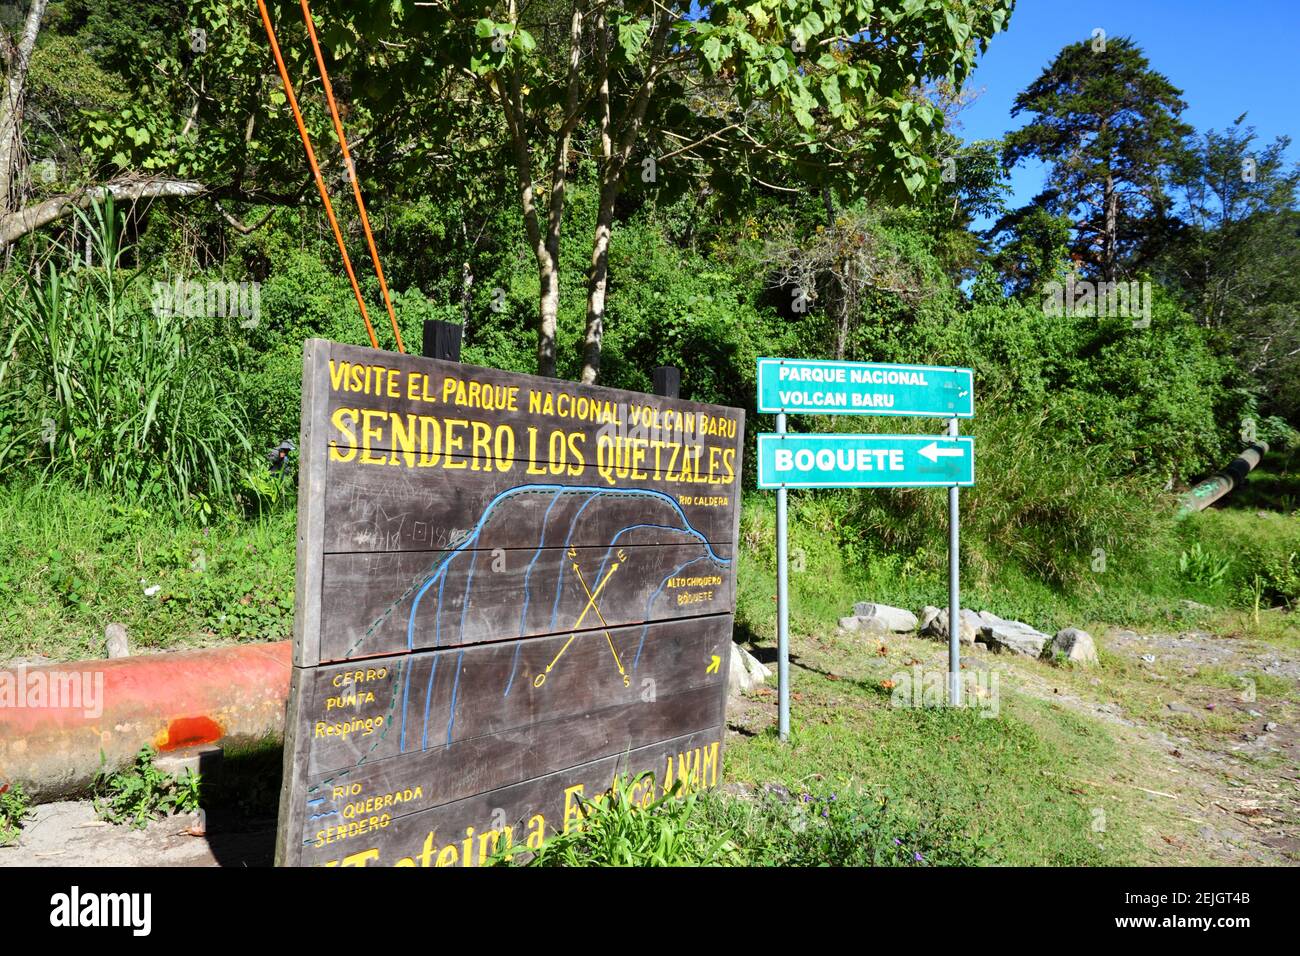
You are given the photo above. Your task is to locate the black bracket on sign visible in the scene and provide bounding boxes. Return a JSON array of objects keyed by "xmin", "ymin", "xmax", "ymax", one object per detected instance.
[
  {"xmin": 423, "ymin": 319, "xmax": 463, "ymax": 362},
  {"xmin": 653, "ymin": 366, "xmax": 680, "ymax": 399}
]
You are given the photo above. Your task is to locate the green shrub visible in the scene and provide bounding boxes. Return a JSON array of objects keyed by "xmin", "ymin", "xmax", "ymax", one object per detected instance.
[
  {"xmin": 1178, "ymin": 543, "xmax": 1233, "ymax": 587},
  {"xmin": 1180, "ymin": 509, "xmax": 1300, "ymax": 609},
  {"xmin": 497, "ymin": 775, "xmax": 742, "ymax": 867},
  {"xmin": 0, "ymin": 780, "xmax": 31, "ymax": 846},
  {"xmin": 93, "ymin": 745, "xmax": 202, "ymax": 829}
]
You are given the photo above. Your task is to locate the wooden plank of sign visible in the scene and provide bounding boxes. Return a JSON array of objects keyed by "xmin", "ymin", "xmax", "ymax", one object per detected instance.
[
  {"xmin": 322, "ymin": 340, "xmax": 744, "ymax": 448},
  {"xmin": 295, "ymin": 339, "xmax": 330, "ymax": 666},
  {"xmin": 275, "ymin": 340, "xmax": 331, "ymax": 864},
  {"xmin": 303, "ymin": 614, "xmax": 730, "ymax": 776},
  {"xmin": 299, "ymin": 681, "xmax": 724, "ymax": 854},
  {"xmin": 322, "ymin": 456, "xmax": 739, "ymax": 554},
  {"xmin": 318, "ymin": 540, "xmax": 734, "ymax": 662},
  {"xmin": 297, "ymin": 725, "xmax": 725, "ymax": 867}
]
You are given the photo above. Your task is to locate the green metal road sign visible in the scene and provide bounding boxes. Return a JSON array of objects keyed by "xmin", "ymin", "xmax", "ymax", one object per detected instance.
[
  {"xmin": 756, "ymin": 358, "xmax": 973, "ymax": 418},
  {"xmin": 757, "ymin": 433, "xmax": 975, "ymax": 489}
]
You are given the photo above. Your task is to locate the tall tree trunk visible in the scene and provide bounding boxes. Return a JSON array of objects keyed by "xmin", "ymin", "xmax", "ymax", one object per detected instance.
[
  {"xmin": 500, "ymin": 86, "xmax": 555, "ymax": 375},
  {"xmin": 536, "ymin": 218, "xmax": 561, "ymax": 376},
  {"xmin": 581, "ymin": 11, "xmax": 613, "ymax": 386},
  {"xmin": 1102, "ymin": 173, "xmax": 1118, "ymax": 282},
  {"xmin": 834, "ymin": 298, "xmax": 849, "ymax": 360},
  {"xmin": 0, "ymin": 0, "xmax": 50, "ymax": 216},
  {"xmin": 580, "ymin": 10, "xmax": 669, "ymax": 385},
  {"xmin": 583, "ymin": 175, "xmax": 617, "ymax": 384},
  {"xmin": 503, "ymin": 0, "xmax": 584, "ymax": 379}
]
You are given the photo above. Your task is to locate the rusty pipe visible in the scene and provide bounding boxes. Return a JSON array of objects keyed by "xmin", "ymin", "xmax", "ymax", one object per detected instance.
[{"xmin": 0, "ymin": 642, "xmax": 291, "ymax": 801}]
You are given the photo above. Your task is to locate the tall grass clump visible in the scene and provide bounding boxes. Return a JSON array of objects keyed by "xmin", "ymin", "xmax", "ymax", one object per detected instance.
[
  {"xmin": 0, "ymin": 199, "xmax": 251, "ymax": 515},
  {"xmin": 495, "ymin": 776, "xmax": 743, "ymax": 867},
  {"xmin": 493, "ymin": 776, "xmax": 990, "ymax": 866}
]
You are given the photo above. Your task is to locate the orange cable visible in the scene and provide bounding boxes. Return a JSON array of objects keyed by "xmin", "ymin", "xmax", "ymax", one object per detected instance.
[
  {"xmin": 254, "ymin": 0, "xmax": 380, "ymax": 350},
  {"xmin": 300, "ymin": 0, "xmax": 404, "ymax": 354}
]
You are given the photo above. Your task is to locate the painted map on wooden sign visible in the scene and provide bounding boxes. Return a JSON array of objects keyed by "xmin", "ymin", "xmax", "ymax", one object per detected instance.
[{"xmin": 275, "ymin": 339, "xmax": 745, "ymax": 866}]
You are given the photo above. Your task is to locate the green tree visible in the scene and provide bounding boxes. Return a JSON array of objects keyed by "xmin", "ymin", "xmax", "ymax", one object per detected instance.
[
  {"xmin": 985, "ymin": 198, "xmax": 1073, "ymax": 294},
  {"xmin": 1002, "ymin": 35, "xmax": 1191, "ymax": 281},
  {"xmin": 1163, "ymin": 120, "xmax": 1300, "ymax": 421},
  {"xmin": 0, "ymin": 0, "xmax": 333, "ymax": 252},
  {"xmin": 332, "ymin": 0, "xmax": 1015, "ymax": 381}
]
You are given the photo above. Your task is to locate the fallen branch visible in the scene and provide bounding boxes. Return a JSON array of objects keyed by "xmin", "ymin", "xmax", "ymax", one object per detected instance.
[{"xmin": 0, "ymin": 175, "xmax": 206, "ymax": 248}]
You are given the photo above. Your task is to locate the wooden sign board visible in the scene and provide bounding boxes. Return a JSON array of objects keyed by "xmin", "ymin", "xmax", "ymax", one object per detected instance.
[{"xmin": 275, "ymin": 339, "xmax": 745, "ymax": 866}]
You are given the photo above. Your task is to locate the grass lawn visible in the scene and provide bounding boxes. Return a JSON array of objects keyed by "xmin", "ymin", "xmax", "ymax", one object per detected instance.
[{"xmin": 0, "ymin": 483, "xmax": 295, "ymax": 661}]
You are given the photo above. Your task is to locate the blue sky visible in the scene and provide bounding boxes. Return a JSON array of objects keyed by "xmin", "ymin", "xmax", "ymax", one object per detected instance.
[{"xmin": 955, "ymin": 0, "xmax": 1300, "ymax": 227}]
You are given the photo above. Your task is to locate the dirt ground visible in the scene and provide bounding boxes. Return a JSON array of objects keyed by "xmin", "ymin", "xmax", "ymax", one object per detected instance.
[{"xmin": 0, "ymin": 801, "xmax": 275, "ymax": 867}]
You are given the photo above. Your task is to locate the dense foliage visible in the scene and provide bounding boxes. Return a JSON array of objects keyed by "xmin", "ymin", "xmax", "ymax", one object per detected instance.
[{"xmin": 0, "ymin": 3, "xmax": 1296, "ymax": 647}]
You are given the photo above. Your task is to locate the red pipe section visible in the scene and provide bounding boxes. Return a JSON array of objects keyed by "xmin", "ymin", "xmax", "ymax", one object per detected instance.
[{"xmin": 0, "ymin": 642, "xmax": 291, "ymax": 801}]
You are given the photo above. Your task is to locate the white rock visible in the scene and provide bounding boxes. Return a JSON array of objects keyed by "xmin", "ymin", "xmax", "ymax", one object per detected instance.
[
  {"xmin": 1048, "ymin": 627, "xmax": 1098, "ymax": 666},
  {"xmin": 981, "ymin": 620, "xmax": 1049, "ymax": 657},
  {"xmin": 852, "ymin": 603, "xmax": 918, "ymax": 633},
  {"xmin": 746, "ymin": 652, "xmax": 773, "ymax": 684},
  {"xmin": 728, "ymin": 644, "xmax": 771, "ymax": 695},
  {"xmin": 104, "ymin": 622, "xmax": 130, "ymax": 659},
  {"xmin": 919, "ymin": 607, "xmax": 980, "ymax": 644}
]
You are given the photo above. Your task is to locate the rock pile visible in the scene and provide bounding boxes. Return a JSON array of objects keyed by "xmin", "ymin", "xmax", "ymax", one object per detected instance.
[{"xmin": 835, "ymin": 600, "xmax": 1098, "ymax": 667}]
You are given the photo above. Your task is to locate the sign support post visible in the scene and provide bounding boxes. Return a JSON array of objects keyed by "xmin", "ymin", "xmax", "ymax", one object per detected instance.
[
  {"xmin": 775, "ymin": 411, "xmax": 791, "ymax": 742},
  {"xmin": 947, "ymin": 416, "xmax": 962, "ymax": 706}
]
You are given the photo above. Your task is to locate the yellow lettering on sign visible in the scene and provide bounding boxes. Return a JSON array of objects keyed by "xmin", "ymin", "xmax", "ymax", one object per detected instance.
[
  {"xmin": 526, "ymin": 814, "xmax": 546, "ymax": 850},
  {"xmin": 339, "ymin": 848, "xmax": 379, "ymax": 867},
  {"xmin": 360, "ymin": 409, "xmax": 388, "ymax": 465},
  {"xmin": 329, "ymin": 408, "xmax": 358, "ymax": 462}
]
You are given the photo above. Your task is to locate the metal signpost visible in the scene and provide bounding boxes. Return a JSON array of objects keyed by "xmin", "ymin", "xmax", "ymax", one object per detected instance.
[{"xmin": 756, "ymin": 358, "xmax": 975, "ymax": 738}]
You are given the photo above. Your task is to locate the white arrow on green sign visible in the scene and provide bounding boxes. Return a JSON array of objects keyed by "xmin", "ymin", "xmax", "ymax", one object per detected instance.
[
  {"xmin": 756, "ymin": 358, "xmax": 973, "ymax": 418},
  {"xmin": 757, "ymin": 433, "xmax": 975, "ymax": 489}
]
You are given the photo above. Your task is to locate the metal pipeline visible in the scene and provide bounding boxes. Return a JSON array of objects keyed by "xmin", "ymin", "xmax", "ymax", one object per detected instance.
[
  {"xmin": 1178, "ymin": 442, "xmax": 1269, "ymax": 516},
  {"xmin": 0, "ymin": 642, "xmax": 291, "ymax": 801}
]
